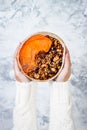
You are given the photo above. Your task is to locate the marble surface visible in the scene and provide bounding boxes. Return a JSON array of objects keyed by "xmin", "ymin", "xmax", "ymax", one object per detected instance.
[{"xmin": 0, "ymin": 0, "xmax": 87, "ymax": 130}]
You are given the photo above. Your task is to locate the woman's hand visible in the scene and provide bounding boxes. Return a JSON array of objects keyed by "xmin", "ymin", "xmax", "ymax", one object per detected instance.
[
  {"xmin": 14, "ymin": 43, "xmax": 71, "ymax": 82},
  {"xmin": 55, "ymin": 46, "xmax": 71, "ymax": 82},
  {"xmin": 14, "ymin": 43, "xmax": 31, "ymax": 82}
]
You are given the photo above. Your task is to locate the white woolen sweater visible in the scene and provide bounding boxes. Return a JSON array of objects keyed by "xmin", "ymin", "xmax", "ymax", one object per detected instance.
[{"xmin": 12, "ymin": 81, "xmax": 74, "ymax": 130}]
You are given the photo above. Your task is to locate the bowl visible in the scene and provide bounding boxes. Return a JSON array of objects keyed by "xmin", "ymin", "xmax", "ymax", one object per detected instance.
[{"xmin": 16, "ymin": 32, "xmax": 65, "ymax": 82}]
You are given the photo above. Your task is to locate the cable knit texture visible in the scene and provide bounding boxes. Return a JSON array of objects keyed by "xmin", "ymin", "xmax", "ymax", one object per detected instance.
[
  {"xmin": 49, "ymin": 81, "xmax": 74, "ymax": 130},
  {"xmin": 12, "ymin": 81, "xmax": 37, "ymax": 130},
  {"xmin": 12, "ymin": 81, "xmax": 74, "ymax": 130}
]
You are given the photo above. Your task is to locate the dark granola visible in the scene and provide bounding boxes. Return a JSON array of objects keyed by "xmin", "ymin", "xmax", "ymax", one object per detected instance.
[{"xmin": 27, "ymin": 35, "xmax": 64, "ymax": 80}]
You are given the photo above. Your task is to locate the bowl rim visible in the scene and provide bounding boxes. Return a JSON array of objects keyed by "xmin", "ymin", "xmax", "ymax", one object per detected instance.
[{"xmin": 16, "ymin": 31, "xmax": 66, "ymax": 82}]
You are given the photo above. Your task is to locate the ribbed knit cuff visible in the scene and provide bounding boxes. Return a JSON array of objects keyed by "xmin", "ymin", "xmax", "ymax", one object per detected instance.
[
  {"xmin": 51, "ymin": 81, "xmax": 71, "ymax": 104},
  {"xmin": 13, "ymin": 81, "xmax": 37, "ymax": 130},
  {"xmin": 49, "ymin": 81, "xmax": 74, "ymax": 130},
  {"xmin": 15, "ymin": 81, "xmax": 37, "ymax": 107}
]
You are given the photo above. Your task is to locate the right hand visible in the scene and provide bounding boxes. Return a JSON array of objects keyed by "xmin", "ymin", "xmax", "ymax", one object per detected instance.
[
  {"xmin": 55, "ymin": 46, "xmax": 72, "ymax": 82},
  {"xmin": 14, "ymin": 43, "xmax": 31, "ymax": 82}
]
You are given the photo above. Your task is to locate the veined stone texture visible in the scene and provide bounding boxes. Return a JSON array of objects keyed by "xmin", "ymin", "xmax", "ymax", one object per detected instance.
[{"xmin": 0, "ymin": 0, "xmax": 87, "ymax": 130}]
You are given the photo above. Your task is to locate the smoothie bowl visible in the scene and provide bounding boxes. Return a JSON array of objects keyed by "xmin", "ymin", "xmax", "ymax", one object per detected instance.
[{"xmin": 16, "ymin": 32, "xmax": 65, "ymax": 81}]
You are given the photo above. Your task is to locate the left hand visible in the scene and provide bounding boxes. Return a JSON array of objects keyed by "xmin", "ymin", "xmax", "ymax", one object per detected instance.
[{"xmin": 14, "ymin": 43, "xmax": 31, "ymax": 82}]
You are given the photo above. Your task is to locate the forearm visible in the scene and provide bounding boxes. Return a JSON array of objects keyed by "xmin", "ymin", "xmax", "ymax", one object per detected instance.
[
  {"xmin": 12, "ymin": 81, "xmax": 37, "ymax": 130},
  {"xmin": 49, "ymin": 81, "xmax": 74, "ymax": 130}
]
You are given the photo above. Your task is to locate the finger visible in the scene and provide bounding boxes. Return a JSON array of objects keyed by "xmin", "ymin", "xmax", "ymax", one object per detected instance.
[
  {"xmin": 14, "ymin": 55, "xmax": 21, "ymax": 80},
  {"xmin": 62, "ymin": 52, "xmax": 71, "ymax": 73},
  {"xmin": 14, "ymin": 56, "xmax": 20, "ymax": 74},
  {"xmin": 67, "ymin": 50, "xmax": 72, "ymax": 67},
  {"xmin": 65, "ymin": 45, "xmax": 69, "ymax": 54},
  {"xmin": 13, "ymin": 43, "xmax": 21, "ymax": 73},
  {"xmin": 14, "ymin": 43, "xmax": 22, "ymax": 59},
  {"xmin": 64, "ymin": 45, "xmax": 71, "ymax": 65},
  {"xmin": 65, "ymin": 45, "xmax": 71, "ymax": 65}
]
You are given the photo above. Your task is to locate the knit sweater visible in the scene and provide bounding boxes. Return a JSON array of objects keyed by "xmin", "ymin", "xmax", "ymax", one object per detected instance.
[{"xmin": 12, "ymin": 81, "xmax": 74, "ymax": 130}]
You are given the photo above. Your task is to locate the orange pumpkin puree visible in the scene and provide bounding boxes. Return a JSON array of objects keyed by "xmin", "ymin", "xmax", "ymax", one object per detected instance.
[{"xmin": 19, "ymin": 34, "xmax": 52, "ymax": 73}]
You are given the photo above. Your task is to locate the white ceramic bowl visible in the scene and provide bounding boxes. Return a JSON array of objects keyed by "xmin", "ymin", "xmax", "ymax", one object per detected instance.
[{"xmin": 17, "ymin": 31, "xmax": 65, "ymax": 82}]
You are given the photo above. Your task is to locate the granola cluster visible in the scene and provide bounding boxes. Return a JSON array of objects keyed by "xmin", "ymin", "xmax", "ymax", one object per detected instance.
[{"xmin": 27, "ymin": 35, "xmax": 64, "ymax": 80}]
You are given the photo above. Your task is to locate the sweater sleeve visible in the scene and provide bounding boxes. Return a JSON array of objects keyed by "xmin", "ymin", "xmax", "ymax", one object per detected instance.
[
  {"xmin": 49, "ymin": 81, "xmax": 75, "ymax": 130},
  {"xmin": 12, "ymin": 81, "xmax": 37, "ymax": 130}
]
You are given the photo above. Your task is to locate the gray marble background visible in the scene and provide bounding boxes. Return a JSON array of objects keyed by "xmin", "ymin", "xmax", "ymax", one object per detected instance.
[{"xmin": 0, "ymin": 0, "xmax": 87, "ymax": 130}]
